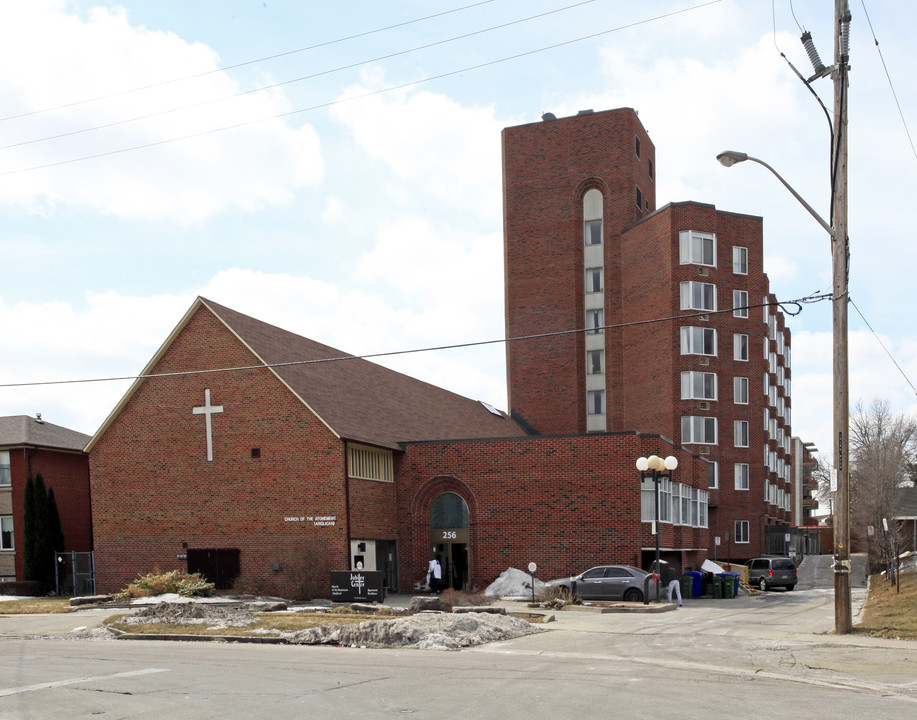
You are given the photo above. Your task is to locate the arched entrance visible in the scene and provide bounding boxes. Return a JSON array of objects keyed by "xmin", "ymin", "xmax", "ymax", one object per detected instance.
[{"xmin": 429, "ymin": 492, "xmax": 470, "ymax": 592}]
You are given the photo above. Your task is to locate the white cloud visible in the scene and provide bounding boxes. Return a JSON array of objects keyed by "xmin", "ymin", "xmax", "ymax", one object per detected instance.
[
  {"xmin": 0, "ymin": 1, "xmax": 322, "ymax": 223},
  {"xmin": 330, "ymin": 74, "xmax": 503, "ymax": 222}
]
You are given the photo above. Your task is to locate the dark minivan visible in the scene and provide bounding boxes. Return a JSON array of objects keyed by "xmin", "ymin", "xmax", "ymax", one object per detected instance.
[{"xmin": 746, "ymin": 557, "xmax": 797, "ymax": 591}]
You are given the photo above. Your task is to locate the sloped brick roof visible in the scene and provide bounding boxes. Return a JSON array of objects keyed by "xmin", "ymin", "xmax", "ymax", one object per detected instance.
[
  {"xmin": 203, "ymin": 299, "xmax": 527, "ymax": 450},
  {"xmin": 0, "ymin": 415, "xmax": 91, "ymax": 451}
]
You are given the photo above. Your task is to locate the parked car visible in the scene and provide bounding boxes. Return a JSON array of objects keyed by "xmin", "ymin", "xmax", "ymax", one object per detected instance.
[
  {"xmin": 545, "ymin": 565, "xmax": 650, "ymax": 602},
  {"xmin": 746, "ymin": 557, "xmax": 797, "ymax": 591}
]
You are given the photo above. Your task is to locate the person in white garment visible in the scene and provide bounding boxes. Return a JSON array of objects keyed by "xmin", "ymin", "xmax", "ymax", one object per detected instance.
[{"xmin": 427, "ymin": 556, "xmax": 442, "ymax": 594}]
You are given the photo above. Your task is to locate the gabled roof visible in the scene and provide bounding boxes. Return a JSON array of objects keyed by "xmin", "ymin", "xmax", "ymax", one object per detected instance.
[
  {"xmin": 87, "ymin": 297, "xmax": 527, "ymax": 452},
  {"xmin": 0, "ymin": 415, "xmax": 91, "ymax": 452}
]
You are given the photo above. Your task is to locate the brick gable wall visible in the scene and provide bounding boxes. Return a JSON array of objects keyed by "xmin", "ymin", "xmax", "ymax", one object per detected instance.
[{"xmin": 89, "ymin": 307, "xmax": 350, "ymax": 594}]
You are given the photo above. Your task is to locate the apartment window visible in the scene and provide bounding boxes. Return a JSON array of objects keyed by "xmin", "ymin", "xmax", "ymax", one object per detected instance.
[
  {"xmin": 735, "ymin": 520, "xmax": 750, "ymax": 543},
  {"xmin": 648, "ymin": 157, "xmax": 654, "ymax": 179},
  {"xmin": 587, "ymin": 349, "xmax": 604, "ymax": 375},
  {"xmin": 733, "ymin": 290, "xmax": 749, "ymax": 318},
  {"xmin": 735, "ymin": 463, "xmax": 750, "ymax": 490},
  {"xmin": 734, "ymin": 420, "xmax": 749, "ymax": 447},
  {"xmin": 733, "ymin": 246, "xmax": 748, "ymax": 274},
  {"xmin": 734, "ymin": 376, "xmax": 749, "ymax": 404},
  {"xmin": 707, "ymin": 461, "xmax": 719, "ymax": 489},
  {"xmin": 587, "ymin": 390, "xmax": 606, "ymax": 415},
  {"xmin": 585, "ymin": 267, "xmax": 603, "ymax": 293},
  {"xmin": 680, "ymin": 327, "xmax": 717, "ymax": 356},
  {"xmin": 679, "ymin": 230, "xmax": 716, "ymax": 267},
  {"xmin": 681, "ymin": 371, "xmax": 717, "ymax": 400},
  {"xmin": 635, "ymin": 136, "xmax": 641, "ymax": 158},
  {"xmin": 0, "ymin": 517, "xmax": 12, "ymax": 550},
  {"xmin": 681, "ymin": 416, "xmax": 717, "ymax": 445},
  {"xmin": 734, "ymin": 334, "xmax": 749, "ymax": 361},
  {"xmin": 586, "ymin": 309, "xmax": 604, "ymax": 334},
  {"xmin": 585, "ymin": 219, "xmax": 603, "ymax": 246},
  {"xmin": 636, "ymin": 185, "xmax": 643, "ymax": 208},
  {"xmin": 680, "ymin": 282, "xmax": 716, "ymax": 311},
  {"xmin": 0, "ymin": 451, "xmax": 9, "ymax": 487}
]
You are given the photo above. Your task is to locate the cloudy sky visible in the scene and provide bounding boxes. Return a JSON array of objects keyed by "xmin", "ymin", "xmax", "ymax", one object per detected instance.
[{"xmin": 1, "ymin": 0, "xmax": 915, "ymax": 465}]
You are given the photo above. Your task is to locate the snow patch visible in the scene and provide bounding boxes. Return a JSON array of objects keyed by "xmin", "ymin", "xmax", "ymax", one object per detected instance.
[{"xmin": 484, "ymin": 568, "xmax": 546, "ymax": 598}]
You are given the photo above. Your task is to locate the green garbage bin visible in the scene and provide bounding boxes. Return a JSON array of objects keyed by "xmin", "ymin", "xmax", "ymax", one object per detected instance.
[
  {"xmin": 712, "ymin": 575, "xmax": 722, "ymax": 599},
  {"xmin": 720, "ymin": 574, "xmax": 734, "ymax": 599},
  {"xmin": 679, "ymin": 575, "xmax": 692, "ymax": 601}
]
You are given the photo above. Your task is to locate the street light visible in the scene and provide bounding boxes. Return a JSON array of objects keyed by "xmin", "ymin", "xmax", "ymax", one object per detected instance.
[
  {"xmin": 715, "ymin": 152, "xmax": 834, "ymax": 238},
  {"xmin": 636, "ymin": 454, "xmax": 678, "ymax": 603},
  {"xmin": 716, "ymin": 147, "xmax": 851, "ymax": 634}
]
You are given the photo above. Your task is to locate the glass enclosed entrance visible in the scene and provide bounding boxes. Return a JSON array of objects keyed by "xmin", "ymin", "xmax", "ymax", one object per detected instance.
[{"xmin": 429, "ymin": 492, "xmax": 470, "ymax": 592}]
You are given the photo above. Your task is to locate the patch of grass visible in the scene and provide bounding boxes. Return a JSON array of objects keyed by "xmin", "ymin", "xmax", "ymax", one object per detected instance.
[
  {"xmin": 106, "ymin": 612, "xmax": 383, "ymax": 637},
  {"xmin": 855, "ymin": 572, "xmax": 917, "ymax": 639},
  {"xmin": 0, "ymin": 597, "xmax": 72, "ymax": 614}
]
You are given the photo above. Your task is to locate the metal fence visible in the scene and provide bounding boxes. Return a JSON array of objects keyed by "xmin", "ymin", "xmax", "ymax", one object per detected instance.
[{"xmin": 54, "ymin": 551, "xmax": 95, "ymax": 596}]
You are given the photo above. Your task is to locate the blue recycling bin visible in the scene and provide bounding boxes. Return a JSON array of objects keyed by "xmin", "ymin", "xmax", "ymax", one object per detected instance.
[{"xmin": 685, "ymin": 571, "xmax": 703, "ymax": 598}]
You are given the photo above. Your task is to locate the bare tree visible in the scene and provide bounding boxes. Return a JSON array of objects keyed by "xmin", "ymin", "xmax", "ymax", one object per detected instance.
[
  {"xmin": 849, "ymin": 399, "xmax": 917, "ymax": 582},
  {"xmin": 812, "ymin": 452, "xmax": 834, "ymax": 523}
]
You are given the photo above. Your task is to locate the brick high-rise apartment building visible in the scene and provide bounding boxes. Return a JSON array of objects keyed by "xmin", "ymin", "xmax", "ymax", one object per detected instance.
[{"xmin": 503, "ymin": 108, "xmax": 794, "ymax": 559}]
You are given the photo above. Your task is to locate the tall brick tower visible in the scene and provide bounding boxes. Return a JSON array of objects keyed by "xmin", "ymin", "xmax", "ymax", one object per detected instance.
[
  {"xmin": 502, "ymin": 108, "xmax": 656, "ymax": 435},
  {"xmin": 503, "ymin": 109, "xmax": 796, "ymax": 559}
]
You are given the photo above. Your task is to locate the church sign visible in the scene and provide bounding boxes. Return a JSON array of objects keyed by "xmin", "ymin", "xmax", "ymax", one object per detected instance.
[{"xmin": 329, "ymin": 571, "xmax": 384, "ymax": 602}]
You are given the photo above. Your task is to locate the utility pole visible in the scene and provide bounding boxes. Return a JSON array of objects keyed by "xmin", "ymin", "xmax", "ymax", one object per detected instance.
[{"xmin": 831, "ymin": 0, "xmax": 852, "ymax": 634}]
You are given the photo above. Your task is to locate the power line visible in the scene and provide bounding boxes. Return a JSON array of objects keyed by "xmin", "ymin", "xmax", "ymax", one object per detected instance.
[
  {"xmin": 850, "ymin": 298, "xmax": 917, "ymax": 397},
  {"xmin": 0, "ymin": 0, "xmax": 499, "ymax": 124},
  {"xmin": 0, "ymin": 292, "xmax": 823, "ymax": 390},
  {"xmin": 0, "ymin": 0, "xmax": 723, "ymax": 177},
  {"xmin": 858, "ymin": 0, "xmax": 917, "ymax": 162},
  {"xmin": 0, "ymin": 1, "xmax": 597, "ymax": 154}
]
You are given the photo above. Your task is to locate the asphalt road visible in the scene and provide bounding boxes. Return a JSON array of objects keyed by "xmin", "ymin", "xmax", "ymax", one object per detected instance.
[{"xmin": 1, "ymin": 554, "xmax": 915, "ymax": 719}]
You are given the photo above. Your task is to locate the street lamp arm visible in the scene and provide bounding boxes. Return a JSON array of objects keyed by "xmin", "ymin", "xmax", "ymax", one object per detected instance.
[{"xmin": 716, "ymin": 151, "xmax": 835, "ymax": 239}]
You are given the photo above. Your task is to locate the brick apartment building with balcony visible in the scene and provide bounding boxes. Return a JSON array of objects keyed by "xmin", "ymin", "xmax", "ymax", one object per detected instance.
[{"xmin": 503, "ymin": 107, "xmax": 798, "ymax": 561}]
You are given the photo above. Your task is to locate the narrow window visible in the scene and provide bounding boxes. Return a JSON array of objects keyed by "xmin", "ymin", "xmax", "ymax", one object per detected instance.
[
  {"xmin": 734, "ymin": 420, "xmax": 749, "ymax": 448},
  {"xmin": 635, "ymin": 136, "xmax": 641, "ymax": 158},
  {"xmin": 735, "ymin": 520, "xmax": 750, "ymax": 543},
  {"xmin": 585, "ymin": 219, "xmax": 602, "ymax": 246},
  {"xmin": 585, "ymin": 267, "xmax": 603, "ymax": 293},
  {"xmin": 734, "ymin": 334, "xmax": 749, "ymax": 361},
  {"xmin": 648, "ymin": 157, "xmax": 654, "ymax": 179},
  {"xmin": 733, "ymin": 290, "xmax": 749, "ymax": 318},
  {"xmin": 734, "ymin": 377, "xmax": 749, "ymax": 404},
  {"xmin": 0, "ymin": 451, "xmax": 9, "ymax": 487},
  {"xmin": 587, "ymin": 350, "xmax": 604, "ymax": 375},
  {"xmin": 733, "ymin": 246, "xmax": 748, "ymax": 274},
  {"xmin": 707, "ymin": 461, "xmax": 719, "ymax": 489},
  {"xmin": 586, "ymin": 309, "xmax": 604, "ymax": 334},
  {"xmin": 636, "ymin": 186, "xmax": 643, "ymax": 209},
  {"xmin": 587, "ymin": 390, "xmax": 606, "ymax": 415},
  {"xmin": 0, "ymin": 517, "xmax": 12, "ymax": 550},
  {"xmin": 735, "ymin": 463, "xmax": 750, "ymax": 490}
]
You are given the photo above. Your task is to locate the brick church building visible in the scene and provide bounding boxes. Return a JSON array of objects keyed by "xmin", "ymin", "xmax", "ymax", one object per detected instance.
[{"xmin": 86, "ymin": 107, "xmax": 799, "ymax": 596}]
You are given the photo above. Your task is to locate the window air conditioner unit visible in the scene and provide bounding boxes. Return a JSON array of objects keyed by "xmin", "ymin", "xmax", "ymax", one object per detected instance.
[
  {"xmin": 699, "ymin": 446, "xmax": 710, "ymax": 455},
  {"xmin": 699, "ymin": 357, "xmax": 710, "ymax": 365},
  {"xmin": 699, "ymin": 314, "xmax": 709, "ymax": 322},
  {"xmin": 699, "ymin": 402, "xmax": 709, "ymax": 410},
  {"xmin": 698, "ymin": 267, "xmax": 708, "ymax": 276}
]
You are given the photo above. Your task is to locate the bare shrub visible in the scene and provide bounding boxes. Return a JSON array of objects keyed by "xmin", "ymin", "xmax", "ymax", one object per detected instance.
[
  {"xmin": 270, "ymin": 545, "xmax": 331, "ymax": 601},
  {"xmin": 438, "ymin": 588, "xmax": 495, "ymax": 612},
  {"xmin": 536, "ymin": 584, "xmax": 579, "ymax": 608},
  {"xmin": 113, "ymin": 570, "xmax": 215, "ymax": 600}
]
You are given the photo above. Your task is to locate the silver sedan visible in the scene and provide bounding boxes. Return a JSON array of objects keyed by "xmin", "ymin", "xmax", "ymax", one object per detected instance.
[{"xmin": 546, "ymin": 565, "xmax": 650, "ymax": 602}]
